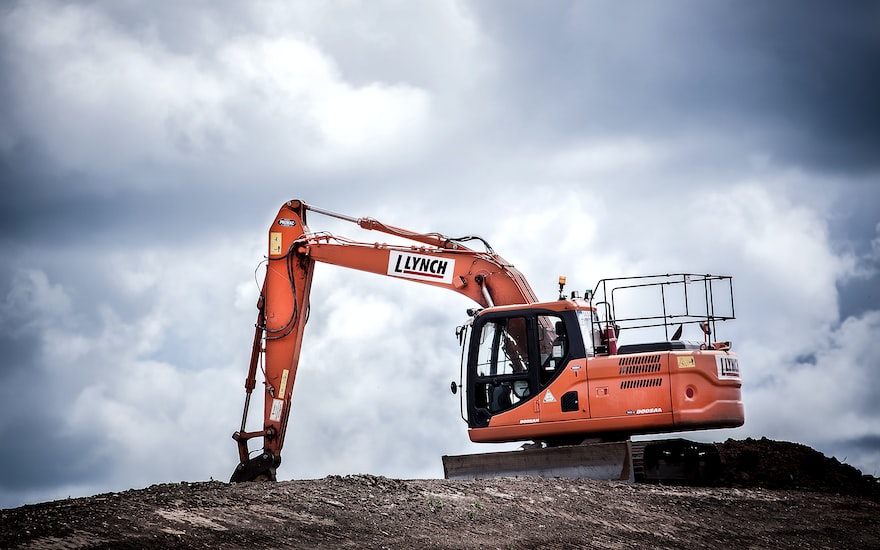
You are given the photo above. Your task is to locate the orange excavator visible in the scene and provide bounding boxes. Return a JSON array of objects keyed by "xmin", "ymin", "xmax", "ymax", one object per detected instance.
[{"xmin": 230, "ymin": 200, "xmax": 743, "ymax": 482}]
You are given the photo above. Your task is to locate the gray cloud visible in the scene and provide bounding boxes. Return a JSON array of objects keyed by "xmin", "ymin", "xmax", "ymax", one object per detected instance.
[{"xmin": 473, "ymin": 1, "xmax": 880, "ymax": 171}]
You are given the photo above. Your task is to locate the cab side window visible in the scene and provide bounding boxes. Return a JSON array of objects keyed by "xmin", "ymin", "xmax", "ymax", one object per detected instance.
[
  {"xmin": 475, "ymin": 317, "xmax": 528, "ymax": 377},
  {"xmin": 537, "ymin": 314, "xmax": 568, "ymax": 385},
  {"xmin": 474, "ymin": 317, "xmax": 530, "ymax": 413}
]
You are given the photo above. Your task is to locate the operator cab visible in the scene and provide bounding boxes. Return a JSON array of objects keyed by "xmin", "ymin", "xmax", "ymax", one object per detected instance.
[
  {"xmin": 452, "ymin": 274, "xmax": 739, "ymax": 438},
  {"xmin": 456, "ymin": 302, "xmax": 594, "ymax": 428}
]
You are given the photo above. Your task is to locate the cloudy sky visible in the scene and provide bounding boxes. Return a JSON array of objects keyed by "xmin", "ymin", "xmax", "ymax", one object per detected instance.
[{"xmin": 2, "ymin": 0, "xmax": 879, "ymax": 508}]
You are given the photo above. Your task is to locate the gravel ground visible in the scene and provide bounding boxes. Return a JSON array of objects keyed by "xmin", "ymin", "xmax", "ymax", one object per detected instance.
[{"xmin": 2, "ymin": 438, "xmax": 878, "ymax": 549}]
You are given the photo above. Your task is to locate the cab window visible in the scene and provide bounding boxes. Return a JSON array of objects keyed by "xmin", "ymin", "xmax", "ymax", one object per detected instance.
[
  {"xmin": 471, "ymin": 313, "xmax": 569, "ymax": 415},
  {"xmin": 475, "ymin": 316, "xmax": 528, "ymax": 377}
]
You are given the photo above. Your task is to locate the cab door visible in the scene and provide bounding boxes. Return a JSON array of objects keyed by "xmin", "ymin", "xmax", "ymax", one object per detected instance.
[
  {"xmin": 466, "ymin": 314, "xmax": 534, "ymax": 427},
  {"xmin": 464, "ymin": 310, "xmax": 583, "ymax": 429}
]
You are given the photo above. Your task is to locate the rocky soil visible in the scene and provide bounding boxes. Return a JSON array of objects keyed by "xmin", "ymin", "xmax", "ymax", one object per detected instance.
[{"xmin": 2, "ymin": 438, "xmax": 878, "ymax": 549}]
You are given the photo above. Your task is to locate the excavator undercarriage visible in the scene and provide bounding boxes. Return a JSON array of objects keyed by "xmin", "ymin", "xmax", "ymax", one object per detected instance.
[{"xmin": 443, "ymin": 438, "xmax": 723, "ymax": 485}]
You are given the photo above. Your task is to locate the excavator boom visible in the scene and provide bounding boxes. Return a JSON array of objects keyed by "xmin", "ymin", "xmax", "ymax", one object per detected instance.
[{"xmin": 231, "ymin": 200, "xmax": 538, "ymax": 481}]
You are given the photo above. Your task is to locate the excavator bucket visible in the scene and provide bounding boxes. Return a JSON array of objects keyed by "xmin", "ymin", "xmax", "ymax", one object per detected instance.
[{"xmin": 230, "ymin": 453, "xmax": 277, "ymax": 483}]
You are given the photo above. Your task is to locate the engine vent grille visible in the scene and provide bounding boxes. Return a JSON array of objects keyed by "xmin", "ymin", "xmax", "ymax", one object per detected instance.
[
  {"xmin": 620, "ymin": 378, "xmax": 663, "ymax": 390},
  {"xmin": 618, "ymin": 354, "xmax": 662, "ymax": 375}
]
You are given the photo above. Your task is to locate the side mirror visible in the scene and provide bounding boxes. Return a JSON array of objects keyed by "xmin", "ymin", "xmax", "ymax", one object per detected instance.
[{"xmin": 450, "ymin": 381, "xmax": 459, "ymax": 395}]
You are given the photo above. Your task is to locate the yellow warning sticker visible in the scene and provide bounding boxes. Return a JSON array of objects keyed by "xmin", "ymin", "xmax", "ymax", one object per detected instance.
[
  {"xmin": 270, "ymin": 232, "xmax": 283, "ymax": 255},
  {"xmin": 279, "ymin": 369, "xmax": 290, "ymax": 398},
  {"xmin": 677, "ymin": 356, "xmax": 696, "ymax": 369}
]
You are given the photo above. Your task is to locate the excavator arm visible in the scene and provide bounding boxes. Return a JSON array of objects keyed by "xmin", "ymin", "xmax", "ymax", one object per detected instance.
[{"xmin": 230, "ymin": 199, "xmax": 538, "ymax": 482}]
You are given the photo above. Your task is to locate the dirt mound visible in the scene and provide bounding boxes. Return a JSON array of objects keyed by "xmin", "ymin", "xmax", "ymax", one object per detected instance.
[
  {"xmin": 716, "ymin": 437, "xmax": 880, "ymax": 500},
  {"xmin": 2, "ymin": 439, "xmax": 879, "ymax": 549}
]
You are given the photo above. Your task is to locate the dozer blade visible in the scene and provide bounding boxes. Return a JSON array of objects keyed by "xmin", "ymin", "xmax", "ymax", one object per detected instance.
[
  {"xmin": 442, "ymin": 441, "xmax": 634, "ymax": 481},
  {"xmin": 230, "ymin": 452, "xmax": 278, "ymax": 483}
]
